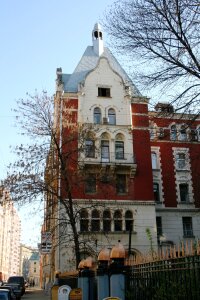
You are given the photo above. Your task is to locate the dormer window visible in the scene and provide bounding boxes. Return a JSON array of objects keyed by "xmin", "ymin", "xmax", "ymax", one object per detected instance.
[{"xmin": 98, "ymin": 87, "xmax": 110, "ymax": 97}]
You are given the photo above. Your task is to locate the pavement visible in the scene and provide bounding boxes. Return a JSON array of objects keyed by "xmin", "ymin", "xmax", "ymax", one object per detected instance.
[{"xmin": 23, "ymin": 287, "xmax": 51, "ymax": 300}]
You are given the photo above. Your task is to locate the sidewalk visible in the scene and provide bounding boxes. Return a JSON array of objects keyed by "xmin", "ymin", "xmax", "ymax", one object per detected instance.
[{"xmin": 24, "ymin": 287, "xmax": 51, "ymax": 300}]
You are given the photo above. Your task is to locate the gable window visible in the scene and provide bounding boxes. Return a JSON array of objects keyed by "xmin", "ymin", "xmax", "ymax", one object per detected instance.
[
  {"xmin": 94, "ymin": 107, "xmax": 101, "ymax": 124},
  {"xmin": 101, "ymin": 140, "xmax": 110, "ymax": 162},
  {"xmin": 153, "ymin": 183, "xmax": 160, "ymax": 202},
  {"xmin": 125, "ymin": 210, "xmax": 133, "ymax": 231},
  {"xmin": 114, "ymin": 210, "xmax": 122, "ymax": 231},
  {"xmin": 115, "ymin": 141, "xmax": 124, "ymax": 159},
  {"xmin": 85, "ymin": 139, "xmax": 95, "ymax": 158},
  {"xmin": 182, "ymin": 217, "xmax": 193, "ymax": 237},
  {"xmin": 176, "ymin": 153, "xmax": 186, "ymax": 169},
  {"xmin": 170, "ymin": 125, "xmax": 177, "ymax": 140},
  {"xmin": 116, "ymin": 174, "xmax": 127, "ymax": 194},
  {"xmin": 80, "ymin": 209, "xmax": 89, "ymax": 232},
  {"xmin": 108, "ymin": 108, "xmax": 116, "ymax": 125},
  {"xmin": 179, "ymin": 183, "xmax": 189, "ymax": 202},
  {"xmin": 85, "ymin": 175, "xmax": 96, "ymax": 194},
  {"xmin": 91, "ymin": 209, "xmax": 100, "ymax": 232},
  {"xmin": 103, "ymin": 210, "xmax": 111, "ymax": 232},
  {"xmin": 151, "ymin": 152, "xmax": 157, "ymax": 169},
  {"xmin": 179, "ymin": 125, "xmax": 187, "ymax": 141},
  {"xmin": 98, "ymin": 87, "xmax": 110, "ymax": 97}
]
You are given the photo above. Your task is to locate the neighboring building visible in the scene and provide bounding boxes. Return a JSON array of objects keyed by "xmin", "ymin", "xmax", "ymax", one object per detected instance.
[
  {"xmin": 42, "ymin": 24, "xmax": 200, "ymax": 278},
  {"xmin": 28, "ymin": 252, "xmax": 40, "ymax": 286},
  {"xmin": 0, "ymin": 187, "xmax": 21, "ymax": 280},
  {"xmin": 19, "ymin": 244, "xmax": 36, "ymax": 280}
]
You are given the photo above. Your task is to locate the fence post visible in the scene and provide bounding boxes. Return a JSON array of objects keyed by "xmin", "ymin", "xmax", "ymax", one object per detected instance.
[
  {"xmin": 97, "ymin": 248, "xmax": 110, "ymax": 300},
  {"xmin": 109, "ymin": 241, "xmax": 126, "ymax": 300}
]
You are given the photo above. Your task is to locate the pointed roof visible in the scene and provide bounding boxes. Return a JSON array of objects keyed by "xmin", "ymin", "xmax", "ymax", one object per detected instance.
[{"xmin": 60, "ymin": 25, "xmax": 142, "ymax": 97}]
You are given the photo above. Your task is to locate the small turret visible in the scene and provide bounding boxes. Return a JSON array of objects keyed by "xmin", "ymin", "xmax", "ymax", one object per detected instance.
[{"xmin": 92, "ymin": 23, "xmax": 104, "ymax": 56}]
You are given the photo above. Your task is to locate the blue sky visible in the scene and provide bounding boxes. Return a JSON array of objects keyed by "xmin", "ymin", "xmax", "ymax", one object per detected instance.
[{"xmin": 0, "ymin": 0, "xmax": 115, "ymax": 246}]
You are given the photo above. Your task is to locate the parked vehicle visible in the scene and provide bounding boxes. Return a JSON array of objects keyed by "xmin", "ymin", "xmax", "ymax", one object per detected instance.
[
  {"xmin": 7, "ymin": 277, "xmax": 25, "ymax": 296},
  {"xmin": 0, "ymin": 288, "xmax": 11, "ymax": 300},
  {"xmin": 0, "ymin": 286, "xmax": 16, "ymax": 300}
]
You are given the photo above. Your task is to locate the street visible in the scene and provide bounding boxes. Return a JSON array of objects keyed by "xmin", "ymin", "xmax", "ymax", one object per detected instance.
[{"xmin": 22, "ymin": 288, "xmax": 50, "ymax": 300}]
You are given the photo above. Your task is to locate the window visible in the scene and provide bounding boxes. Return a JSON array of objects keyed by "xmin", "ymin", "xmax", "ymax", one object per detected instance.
[
  {"xmin": 101, "ymin": 140, "xmax": 110, "ymax": 162},
  {"xmin": 197, "ymin": 127, "xmax": 200, "ymax": 141},
  {"xmin": 85, "ymin": 139, "xmax": 95, "ymax": 158},
  {"xmin": 190, "ymin": 129, "xmax": 197, "ymax": 141},
  {"xmin": 170, "ymin": 125, "xmax": 177, "ymax": 140},
  {"xmin": 116, "ymin": 174, "xmax": 127, "ymax": 194},
  {"xmin": 94, "ymin": 107, "xmax": 101, "ymax": 124},
  {"xmin": 80, "ymin": 209, "xmax": 89, "ymax": 232},
  {"xmin": 98, "ymin": 87, "xmax": 110, "ymax": 97},
  {"xmin": 108, "ymin": 108, "xmax": 116, "ymax": 125},
  {"xmin": 179, "ymin": 125, "xmax": 187, "ymax": 141},
  {"xmin": 182, "ymin": 217, "xmax": 193, "ymax": 237},
  {"xmin": 114, "ymin": 210, "xmax": 122, "ymax": 231},
  {"xmin": 91, "ymin": 209, "xmax": 100, "ymax": 231},
  {"xmin": 103, "ymin": 210, "xmax": 111, "ymax": 232},
  {"xmin": 156, "ymin": 217, "xmax": 162, "ymax": 237},
  {"xmin": 125, "ymin": 210, "xmax": 133, "ymax": 231},
  {"xmin": 151, "ymin": 152, "xmax": 157, "ymax": 169},
  {"xmin": 85, "ymin": 175, "xmax": 96, "ymax": 194},
  {"xmin": 176, "ymin": 153, "xmax": 186, "ymax": 169},
  {"xmin": 153, "ymin": 183, "xmax": 160, "ymax": 202},
  {"xmin": 179, "ymin": 183, "xmax": 189, "ymax": 202},
  {"xmin": 115, "ymin": 141, "xmax": 124, "ymax": 159}
]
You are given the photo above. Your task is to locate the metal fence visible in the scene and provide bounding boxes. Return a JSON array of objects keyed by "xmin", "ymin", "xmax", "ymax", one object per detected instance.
[{"xmin": 126, "ymin": 255, "xmax": 200, "ymax": 300}]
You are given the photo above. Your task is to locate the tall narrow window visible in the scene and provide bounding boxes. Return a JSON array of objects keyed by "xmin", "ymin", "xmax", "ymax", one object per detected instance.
[
  {"xmin": 151, "ymin": 152, "xmax": 157, "ymax": 169},
  {"xmin": 116, "ymin": 174, "xmax": 127, "ymax": 194},
  {"xmin": 80, "ymin": 209, "xmax": 89, "ymax": 232},
  {"xmin": 125, "ymin": 210, "xmax": 133, "ymax": 231},
  {"xmin": 182, "ymin": 217, "xmax": 193, "ymax": 237},
  {"xmin": 190, "ymin": 129, "xmax": 197, "ymax": 141},
  {"xmin": 108, "ymin": 108, "xmax": 116, "ymax": 125},
  {"xmin": 179, "ymin": 125, "xmax": 187, "ymax": 141},
  {"xmin": 170, "ymin": 125, "xmax": 177, "ymax": 140},
  {"xmin": 101, "ymin": 140, "xmax": 110, "ymax": 162},
  {"xmin": 176, "ymin": 153, "xmax": 186, "ymax": 169},
  {"xmin": 94, "ymin": 107, "xmax": 101, "ymax": 124},
  {"xmin": 103, "ymin": 210, "xmax": 111, "ymax": 232},
  {"xmin": 114, "ymin": 210, "xmax": 122, "ymax": 231},
  {"xmin": 156, "ymin": 217, "xmax": 162, "ymax": 238},
  {"xmin": 91, "ymin": 209, "xmax": 100, "ymax": 232},
  {"xmin": 85, "ymin": 175, "xmax": 96, "ymax": 194},
  {"xmin": 85, "ymin": 139, "xmax": 95, "ymax": 158},
  {"xmin": 153, "ymin": 183, "xmax": 160, "ymax": 202},
  {"xmin": 179, "ymin": 183, "xmax": 189, "ymax": 202},
  {"xmin": 115, "ymin": 141, "xmax": 124, "ymax": 159},
  {"xmin": 98, "ymin": 87, "xmax": 110, "ymax": 97}
]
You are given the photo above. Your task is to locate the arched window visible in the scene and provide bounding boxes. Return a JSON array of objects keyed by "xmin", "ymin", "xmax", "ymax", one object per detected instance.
[
  {"xmin": 94, "ymin": 107, "xmax": 101, "ymax": 124},
  {"xmin": 115, "ymin": 141, "xmax": 124, "ymax": 159},
  {"xmin": 125, "ymin": 210, "xmax": 133, "ymax": 231},
  {"xmin": 170, "ymin": 125, "xmax": 177, "ymax": 140},
  {"xmin": 179, "ymin": 125, "xmax": 187, "ymax": 141},
  {"xmin": 91, "ymin": 209, "xmax": 100, "ymax": 231},
  {"xmin": 101, "ymin": 140, "xmax": 110, "ymax": 162},
  {"xmin": 103, "ymin": 210, "xmax": 111, "ymax": 232},
  {"xmin": 108, "ymin": 108, "xmax": 116, "ymax": 125},
  {"xmin": 114, "ymin": 210, "xmax": 122, "ymax": 231},
  {"xmin": 85, "ymin": 139, "xmax": 95, "ymax": 158},
  {"xmin": 80, "ymin": 209, "xmax": 89, "ymax": 232}
]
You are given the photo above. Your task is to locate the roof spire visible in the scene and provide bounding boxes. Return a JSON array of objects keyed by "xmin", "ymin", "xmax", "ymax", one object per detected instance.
[{"xmin": 92, "ymin": 23, "xmax": 104, "ymax": 56}]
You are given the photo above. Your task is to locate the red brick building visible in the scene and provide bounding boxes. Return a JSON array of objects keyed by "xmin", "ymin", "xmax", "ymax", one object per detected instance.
[{"xmin": 45, "ymin": 24, "xmax": 200, "ymax": 273}]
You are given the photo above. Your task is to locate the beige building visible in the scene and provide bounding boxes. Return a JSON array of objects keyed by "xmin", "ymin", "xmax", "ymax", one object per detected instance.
[
  {"xmin": 0, "ymin": 187, "xmax": 21, "ymax": 280},
  {"xmin": 19, "ymin": 244, "xmax": 36, "ymax": 280},
  {"xmin": 28, "ymin": 252, "xmax": 40, "ymax": 286}
]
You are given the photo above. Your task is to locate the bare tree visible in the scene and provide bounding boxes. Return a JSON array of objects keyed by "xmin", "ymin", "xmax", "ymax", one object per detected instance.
[
  {"xmin": 104, "ymin": 0, "xmax": 200, "ymax": 113},
  {"xmin": 4, "ymin": 91, "xmax": 102, "ymax": 271}
]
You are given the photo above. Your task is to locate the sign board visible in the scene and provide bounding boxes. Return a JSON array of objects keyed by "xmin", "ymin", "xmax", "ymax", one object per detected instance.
[
  {"xmin": 41, "ymin": 232, "xmax": 52, "ymax": 253},
  {"xmin": 58, "ymin": 285, "xmax": 71, "ymax": 300},
  {"xmin": 69, "ymin": 288, "xmax": 82, "ymax": 300}
]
